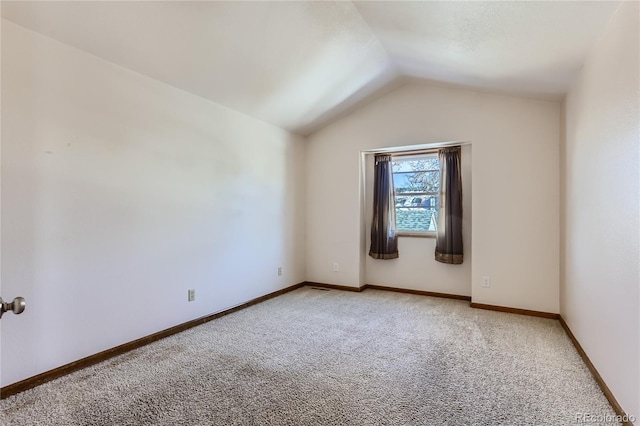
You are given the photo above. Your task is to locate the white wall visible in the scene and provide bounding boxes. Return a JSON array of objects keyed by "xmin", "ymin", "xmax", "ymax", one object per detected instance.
[
  {"xmin": 363, "ymin": 145, "xmax": 472, "ymax": 297},
  {"xmin": 0, "ymin": 20, "xmax": 306, "ymax": 387},
  {"xmin": 562, "ymin": 1, "xmax": 639, "ymax": 418},
  {"xmin": 306, "ymin": 81, "xmax": 560, "ymax": 313}
]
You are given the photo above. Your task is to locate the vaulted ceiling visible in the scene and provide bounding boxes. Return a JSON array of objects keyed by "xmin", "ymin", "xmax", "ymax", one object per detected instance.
[{"xmin": 1, "ymin": 1, "xmax": 621, "ymax": 135}]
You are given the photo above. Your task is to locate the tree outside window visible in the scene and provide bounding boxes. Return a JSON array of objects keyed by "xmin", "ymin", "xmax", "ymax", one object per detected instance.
[{"xmin": 392, "ymin": 155, "xmax": 440, "ymax": 234}]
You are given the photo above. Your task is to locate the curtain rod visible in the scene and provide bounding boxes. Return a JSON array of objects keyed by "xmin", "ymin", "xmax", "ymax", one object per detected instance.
[
  {"xmin": 390, "ymin": 148, "xmax": 438, "ymax": 157},
  {"xmin": 364, "ymin": 140, "xmax": 470, "ymax": 157}
]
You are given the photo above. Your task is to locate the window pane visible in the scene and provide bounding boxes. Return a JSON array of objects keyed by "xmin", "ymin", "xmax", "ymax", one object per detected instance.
[
  {"xmin": 394, "ymin": 170, "xmax": 440, "ymax": 193},
  {"xmin": 392, "ymin": 157, "xmax": 439, "ymax": 173},
  {"xmin": 395, "ymin": 207, "xmax": 438, "ymax": 232},
  {"xmin": 391, "ymin": 155, "xmax": 440, "ymax": 233},
  {"xmin": 395, "ymin": 195, "xmax": 438, "ymax": 207}
]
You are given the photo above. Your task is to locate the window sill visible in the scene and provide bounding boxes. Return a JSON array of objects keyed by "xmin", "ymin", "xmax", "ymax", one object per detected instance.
[{"xmin": 397, "ymin": 232, "xmax": 436, "ymax": 239}]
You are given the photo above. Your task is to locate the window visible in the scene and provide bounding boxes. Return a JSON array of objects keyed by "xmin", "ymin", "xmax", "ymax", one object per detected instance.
[{"xmin": 392, "ymin": 154, "xmax": 440, "ymax": 235}]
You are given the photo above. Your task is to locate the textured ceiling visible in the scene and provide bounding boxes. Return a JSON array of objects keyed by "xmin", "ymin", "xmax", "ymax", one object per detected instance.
[
  {"xmin": 1, "ymin": 1, "xmax": 621, "ymax": 135},
  {"xmin": 354, "ymin": 1, "xmax": 621, "ymax": 98}
]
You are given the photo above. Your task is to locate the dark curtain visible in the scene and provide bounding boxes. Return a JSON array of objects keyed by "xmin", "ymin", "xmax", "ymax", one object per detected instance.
[
  {"xmin": 369, "ymin": 154, "xmax": 399, "ymax": 259},
  {"xmin": 435, "ymin": 146, "xmax": 463, "ymax": 264}
]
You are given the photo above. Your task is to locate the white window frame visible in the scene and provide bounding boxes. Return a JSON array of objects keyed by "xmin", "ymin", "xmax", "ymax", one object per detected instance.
[{"xmin": 392, "ymin": 153, "xmax": 440, "ymax": 238}]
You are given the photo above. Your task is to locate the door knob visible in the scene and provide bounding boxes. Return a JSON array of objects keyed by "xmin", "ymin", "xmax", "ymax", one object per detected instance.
[{"xmin": 0, "ymin": 297, "xmax": 26, "ymax": 319}]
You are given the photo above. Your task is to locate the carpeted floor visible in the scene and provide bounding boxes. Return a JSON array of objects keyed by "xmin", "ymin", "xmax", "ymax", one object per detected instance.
[{"xmin": 0, "ymin": 287, "xmax": 620, "ymax": 425}]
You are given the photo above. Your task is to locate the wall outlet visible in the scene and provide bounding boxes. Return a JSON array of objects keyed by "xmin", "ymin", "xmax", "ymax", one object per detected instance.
[
  {"xmin": 188, "ymin": 289, "xmax": 195, "ymax": 301},
  {"xmin": 333, "ymin": 262, "xmax": 339, "ymax": 272},
  {"xmin": 277, "ymin": 267, "xmax": 282, "ymax": 276},
  {"xmin": 481, "ymin": 276, "xmax": 491, "ymax": 288}
]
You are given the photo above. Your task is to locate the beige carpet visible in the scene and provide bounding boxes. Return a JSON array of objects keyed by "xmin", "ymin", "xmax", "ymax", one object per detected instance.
[{"xmin": 0, "ymin": 287, "xmax": 620, "ymax": 425}]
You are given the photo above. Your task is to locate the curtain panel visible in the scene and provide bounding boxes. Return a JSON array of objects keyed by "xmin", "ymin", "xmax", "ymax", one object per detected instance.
[
  {"xmin": 435, "ymin": 146, "xmax": 463, "ymax": 264},
  {"xmin": 369, "ymin": 154, "xmax": 399, "ymax": 259}
]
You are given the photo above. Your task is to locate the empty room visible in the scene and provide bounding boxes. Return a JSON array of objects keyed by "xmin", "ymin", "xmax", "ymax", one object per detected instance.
[{"xmin": 0, "ymin": 1, "xmax": 638, "ymax": 425}]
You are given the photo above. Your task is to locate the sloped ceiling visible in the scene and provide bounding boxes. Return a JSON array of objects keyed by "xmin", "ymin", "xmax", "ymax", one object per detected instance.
[{"xmin": 1, "ymin": 1, "xmax": 621, "ymax": 135}]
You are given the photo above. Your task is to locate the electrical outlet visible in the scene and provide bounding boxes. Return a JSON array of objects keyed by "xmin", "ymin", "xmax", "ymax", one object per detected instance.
[
  {"xmin": 188, "ymin": 289, "xmax": 195, "ymax": 301},
  {"xmin": 333, "ymin": 262, "xmax": 339, "ymax": 272},
  {"xmin": 278, "ymin": 267, "xmax": 282, "ymax": 276},
  {"xmin": 481, "ymin": 276, "xmax": 491, "ymax": 288}
]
